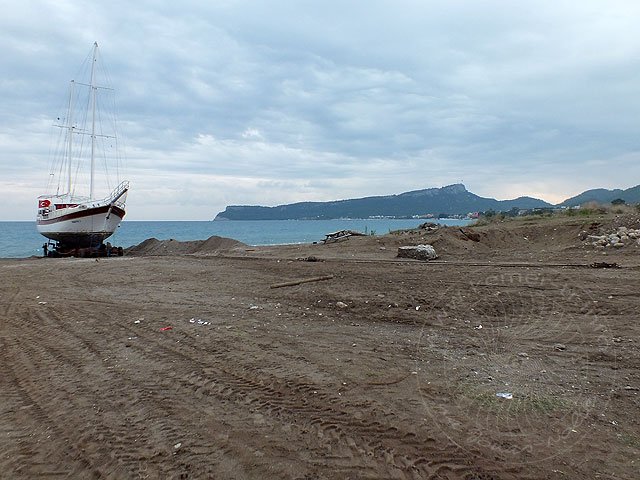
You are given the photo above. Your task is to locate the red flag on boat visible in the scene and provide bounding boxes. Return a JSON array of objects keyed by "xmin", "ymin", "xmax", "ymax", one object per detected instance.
[{"xmin": 38, "ymin": 199, "xmax": 51, "ymax": 208}]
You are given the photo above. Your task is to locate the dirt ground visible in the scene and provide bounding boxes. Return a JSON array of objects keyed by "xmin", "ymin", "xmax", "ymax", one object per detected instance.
[{"xmin": 1, "ymin": 213, "xmax": 639, "ymax": 479}]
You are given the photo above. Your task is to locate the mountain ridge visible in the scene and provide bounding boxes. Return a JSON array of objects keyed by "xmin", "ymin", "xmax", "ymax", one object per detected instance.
[
  {"xmin": 215, "ymin": 183, "xmax": 640, "ymax": 221},
  {"xmin": 214, "ymin": 183, "xmax": 552, "ymax": 220},
  {"xmin": 559, "ymin": 185, "xmax": 640, "ymax": 207}
]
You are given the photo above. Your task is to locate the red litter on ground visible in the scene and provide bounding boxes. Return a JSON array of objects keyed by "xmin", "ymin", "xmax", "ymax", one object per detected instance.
[{"xmin": 160, "ymin": 326, "xmax": 173, "ymax": 331}]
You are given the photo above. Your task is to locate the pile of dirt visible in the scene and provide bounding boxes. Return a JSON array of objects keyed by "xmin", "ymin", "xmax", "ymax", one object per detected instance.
[
  {"xmin": 392, "ymin": 212, "xmax": 640, "ymax": 259},
  {"xmin": 125, "ymin": 213, "xmax": 640, "ymax": 263},
  {"xmin": 126, "ymin": 235, "xmax": 246, "ymax": 256}
]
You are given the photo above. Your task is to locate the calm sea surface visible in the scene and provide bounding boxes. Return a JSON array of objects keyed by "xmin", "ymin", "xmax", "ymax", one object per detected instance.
[{"xmin": 0, "ymin": 219, "xmax": 471, "ymax": 258}]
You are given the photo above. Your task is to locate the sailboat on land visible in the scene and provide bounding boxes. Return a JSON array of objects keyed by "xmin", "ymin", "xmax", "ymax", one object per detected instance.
[{"xmin": 37, "ymin": 42, "xmax": 129, "ymax": 250}]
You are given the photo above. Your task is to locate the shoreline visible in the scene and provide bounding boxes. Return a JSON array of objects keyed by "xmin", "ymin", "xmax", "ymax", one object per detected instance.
[{"xmin": 0, "ymin": 218, "xmax": 473, "ymax": 259}]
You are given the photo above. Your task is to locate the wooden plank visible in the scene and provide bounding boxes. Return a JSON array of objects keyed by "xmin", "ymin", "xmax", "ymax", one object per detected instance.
[{"xmin": 270, "ymin": 275, "xmax": 334, "ymax": 289}]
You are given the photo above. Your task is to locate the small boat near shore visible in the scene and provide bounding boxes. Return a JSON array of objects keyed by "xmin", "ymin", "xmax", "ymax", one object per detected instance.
[{"xmin": 36, "ymin": 42, "xmax": 129, "ymax": 250}]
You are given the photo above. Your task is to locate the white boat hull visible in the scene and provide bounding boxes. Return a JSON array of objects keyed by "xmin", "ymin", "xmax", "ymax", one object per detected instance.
[{"xmin": 37, "ymin": 202, "xmax": 125, "ymax": 247}]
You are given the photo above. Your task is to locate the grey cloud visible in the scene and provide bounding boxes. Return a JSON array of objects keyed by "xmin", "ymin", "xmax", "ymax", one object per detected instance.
[{"xmin": 2, "ymin": 0, "xmax": 639, "ymax": 220}]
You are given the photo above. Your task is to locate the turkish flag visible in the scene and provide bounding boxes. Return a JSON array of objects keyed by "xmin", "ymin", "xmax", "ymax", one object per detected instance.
[{"xmin": 38, "ymin": 199, "xmax": 51, "ymax": 208}]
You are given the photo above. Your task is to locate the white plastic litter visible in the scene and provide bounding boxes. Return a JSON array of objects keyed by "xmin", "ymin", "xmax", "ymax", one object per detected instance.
[{"xmin": 189, "ymin": 318, "xmax": 210, "ymax": 326}]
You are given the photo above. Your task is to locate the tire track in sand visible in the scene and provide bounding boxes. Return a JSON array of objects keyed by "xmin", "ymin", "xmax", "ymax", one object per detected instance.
[
  {"xmin": 0, "ymin": 337, "xmax": 91, "ymax": 479},
  {"xmin": 20, "ymin": 304, "xmax": 289, "ymax": 479},
  {"xmin": 16, "ymin": 294, "xmax": 503, "ymax": 479},
  {"xmin": 117, "ymin": 321, "xmax": 497, "ymax": 479}
]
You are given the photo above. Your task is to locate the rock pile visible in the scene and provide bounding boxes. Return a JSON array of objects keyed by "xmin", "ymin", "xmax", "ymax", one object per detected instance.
[
  {"xmin": 397, "ymin": 244, "xmax": 438, "ymax": 260},
  {"xmin": 587, "ymin": 226, "xmax": 640, "ymax": 249}
]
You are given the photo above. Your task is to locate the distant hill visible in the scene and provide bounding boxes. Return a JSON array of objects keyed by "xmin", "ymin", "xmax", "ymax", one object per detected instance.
[
  {"xmin": 559, "ymin": 185, "xmax": 640, "ymax": 207},
  {"xmin": 214, "ymin": 184, "xmax": 552, "ymax": 220}
]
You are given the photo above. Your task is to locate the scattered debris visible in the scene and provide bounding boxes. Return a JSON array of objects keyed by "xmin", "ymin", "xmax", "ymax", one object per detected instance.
[
  {"xmin": 160, "ymin": 326, "xmax": 173, "ymax": 332},
  {"xmin": 322, "ymin": 230, "xmax": 364, "ymax": 244},
  {"xmin": 418, "ymin": 222, "xmax": 439, "ymax": 232},
  {"xmin": 590, "ymin": 262, "xmax": 619, "ymax": 269},
  {"xmin": 297, "ymin": 255, "xmax": 322, "ymax": 262},
  {"xmin": 554, "ymin": 343, "xmax": 567, "ymax": 351},
  {"xmin": 496, "ymin": 392, "xmax": 513, "ymax": 400},
  {"xmin": 189, "ymin": 318, "xmax": 210, "ymax": 326},
  {"xmin": 336, "ymin": 301, "xmax": 348, "ymax": 309}
]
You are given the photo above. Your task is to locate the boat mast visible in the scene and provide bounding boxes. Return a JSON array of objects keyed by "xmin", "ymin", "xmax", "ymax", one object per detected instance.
[
  {"xmin": 67, "ymin": 80, "xmax": 75, "ymax": 195},
  {"xmin": 89, "ymin": 42, "xmax": 98, "ymax": 199}
]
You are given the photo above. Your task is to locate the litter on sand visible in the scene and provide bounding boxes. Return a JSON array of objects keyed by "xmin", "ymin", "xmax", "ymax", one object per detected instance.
[
  {"xmin": 160, "ymin": 326, "xmax": 173, "ymax": 331},
  {"xmin": 496, "ymin": 392, "xmax": 513, "ymax": 400},
  {"xmin": 189, "ymin": 318, "xmax": 210, "ymax": 326}
]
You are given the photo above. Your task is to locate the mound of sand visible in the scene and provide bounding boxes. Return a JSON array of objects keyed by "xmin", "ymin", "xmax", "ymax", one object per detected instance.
[
  {"xmin": 409, "ymin": 213, "xmax": 639, "ymax": 255},
  {"xmin": 124, "ymin": 213, "xmax": 640, "ymax": 263},
  {"xmin": 126, "ymin": 235, "xmax": 246, "ymax": 256}
]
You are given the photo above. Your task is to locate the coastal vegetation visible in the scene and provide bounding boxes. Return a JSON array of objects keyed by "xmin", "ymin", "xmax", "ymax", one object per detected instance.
[{"xmin": 473, "ymin": 201, "xmax": 640, "ymax": 226}]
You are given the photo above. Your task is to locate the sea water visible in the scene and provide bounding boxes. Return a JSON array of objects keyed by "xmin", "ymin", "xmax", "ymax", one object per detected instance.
[{"xmin": 0, "ymin": 218, "xmax": 472, "ymax": 258}]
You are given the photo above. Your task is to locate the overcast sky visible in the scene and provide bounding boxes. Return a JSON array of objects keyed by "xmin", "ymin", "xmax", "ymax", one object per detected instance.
[{"xmin": 2, "ymin": 0, "xmax": 639, "ymax": 220}]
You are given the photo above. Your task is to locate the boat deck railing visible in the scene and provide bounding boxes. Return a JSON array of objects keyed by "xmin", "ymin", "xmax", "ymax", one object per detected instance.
[{"xmin": 105, "ymin": 181, "xmax": 129, "ymax": 207}]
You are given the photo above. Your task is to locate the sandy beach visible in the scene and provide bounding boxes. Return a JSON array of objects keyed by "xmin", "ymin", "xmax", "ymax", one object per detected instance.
[{"xmin": 1, "ymin": 214, "xmax": 639, "ymax": 479}]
